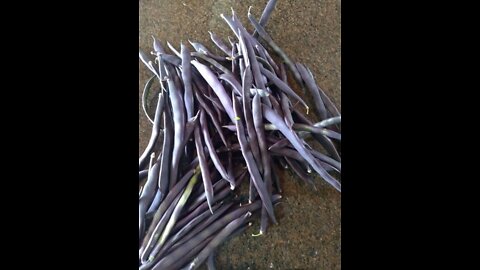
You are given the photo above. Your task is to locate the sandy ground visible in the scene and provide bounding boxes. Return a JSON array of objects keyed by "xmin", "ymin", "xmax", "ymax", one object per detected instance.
[{"xmin": 139, "ymin": 1, "xmax": 340, "ymax": 269}]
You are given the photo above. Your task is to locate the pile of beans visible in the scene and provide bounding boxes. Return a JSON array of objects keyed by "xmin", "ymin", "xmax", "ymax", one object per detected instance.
[{"xmin": 139, "ymin": 1, "xmax": 341, "ymax": 269}]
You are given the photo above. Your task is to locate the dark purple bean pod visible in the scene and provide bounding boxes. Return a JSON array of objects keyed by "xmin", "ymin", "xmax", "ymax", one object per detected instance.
[
  {"xmin": 305, "ymin": 66, "xmax": 341, "ymax": 117},
  {"xmin": 253, "ymin": 40, "xmax": 279, "ymax": 75},
  {"xmin": 263, "ymin": 105, "xmax": 341, "ymax": 192},
  {"xmin": 237, "ymin": 29, "xmax": 249, "ymax": 67},
  {"xmin": 220, "ymin": 13, "xmax": 241, "ymax": 39},
  {"xmin": 296, "ymin": 63, "xmax": 328, "ymax": 120},
  {"xmin": 150, "ymin": 234, "xmax": 214, "ymax": 270},
  {"xmin": 268, "ymin": 146, "xmax": 338, "ymax": 173},
  {"xmin": 166, "ymin": 75, "xmax": 186, "ymax": 190},
  {"xmin": 212, "ymin": 104, "xmax": 223, "ymax": 127},
  {"xmin": 285, "ymin": 157, "xmax": 315, "ymax": 187},
  {"xmin": 253, "ymin": 93, "xmax": 273, "ymax": 234},
  {"xmin": 160, "ymin": 53, "xmax": 182, "ymax": 66},
  {"xmin": 181, "ymin": 44, "xmax": 194, "ymax": 119},
  {"xmin": 259, "ymin": 65, "xmax": 309, "ymax": 111},
  {"xmin": 169, "ymin": 193, "xmax": 235, "ymax": 252},
  {"xmin": 171, "ymin": 65, "xmax": 185, "ymax": 96},
  {"xmin": 140, "ymin": 167, "xmax": 196, "ymax": 256},
  {"xmin": 193, "ymin": 124, "xmax": 215, "ymax": 214},
  {"xmin": 157, "ymin": 98, "xmax": 174, "ymax": 199},
  {"xmin": 189, "ymin": 159, "xmax": 219, "ymax": 199},
  {"xmin": 280, "ymin": 92, "xmax": 294, "ymax": 128},
  {"xmin": 268, "ymin": 137, "xmax": 290, "ymax": 151},
  {"xmin": 311, "ymin": 132, "xmax": 341, "ymax": 162},
  {"xmin": 187, "ymin": 212, "xmax": 252, "ymax": 270},
  {"xmin": 191, "ymin": 67, "xmax": 210, "ymax": 94},
  {"xmin": 203, "ymin": 93, "xmax": 227, "ymax": 115},
  {"xmin": 171, "ymin": 172, "xmax": 253, "ymax": 251},
  {"xmin": 238, "ymin": 25, "xmax": 268, "ymax": 96},
  {"xmin": 155, "ymin": 202, "xmax": 227, "ymax": 261},
  {"xmin": 268, "ymin": 93, "xmax": 284, "ymax": 119},
  {"xmin": 233, "ymin": 94, "xmax": 277, "ymax": 223},
  {"xmin": 140, "ymin": 191, "xmax": 181, "ymax": 263},
  {"xmin": 279, "ymin": 62, "xmax": 288, "ymax": 84},
  {"xmin": 186, "ymin": 167, "xmax": 229, "ymax": 214},
  {"xmin": 181, "ymin": 112, "xmax": 199, "ymax": 165},
  {"xmin": 294, "ymin": 123, "xmax": 341, "ymax": 141},
  {"xmin": 253, "ymin": 55, "xmax": 277, "ymax": 75},
  {"xmin": 253, "ymin": 0, "xmax": 278, "ymax": 38},
  {"xmin": 219, "ymin": 73, "xmax": 242, "ymax": 96},
  {"xmin": 179, "ymin": 180, "xmax": 232, "ymax": 229},
  {"xmin": 199, "ymin": 110, "xmax": 235, "ymax": 188},
  {"xmin": 247, "ymin": 9, "xmax": 306, "ymax": 94},
  {"xmin": 268, "ymin": 146, "xmax": 304, "ymax": 161},
  {"xmin": 148, "ymin": 171, "xmax": 200, "ymax": 261},
  {"xmin": 168, "ymin": 199, "xmax": 275, "ymax": 264},
  {"xmin": 192, "ymin": 60, "xmax": 236, "ymax": 122},
  {"xmin": 146, "ymin": 189, "xmax": 162, "ymax": 216},
  {"xmin": 188, "ymin": 40, "xmax": 212, "ymax": 55},
  {"xmin": 140, "ymin": 157, "xmax": 160, "ymax": 240},
  {"xmin": 309, "ymin": 149, "xmax": 341, "ymax": 172},
  {"xmin": 265, "ymin": 123, "xmax": 341, "ymax": 141},
  {"xmin": 172, "ymin": 202, "xmax": 229, "ymax": 246},
  {"xmin": 194, "ymin": 89, "xmax": 228, "ymax": 147},
  {"xmin": 242, "ymin": 67, "xmax": 263, "ymax": 174},
  {"xmin": 189, "ymin": 40, "xmax": 227, "ymax": 62},
  {"xmin": 191, "ymin": 52, "xmax": 232, "ymax": 75},
  {"xmin": 292, "ymin": 108, "xmax": 341, "ymax": 161},
  {"xmin": 184, "ymin": 110, "xmax": 200, "ymax": 141},
  {"xmin": 313, "ymin": 161, "xmax": 338, "ymax": 173},
  {"xmin": 248, "ymin": 32, "xmax": 268, "ymax": 58},
  {"xmin": 208, "ymin": 31, "xmax": 232, "ymax": 57}
]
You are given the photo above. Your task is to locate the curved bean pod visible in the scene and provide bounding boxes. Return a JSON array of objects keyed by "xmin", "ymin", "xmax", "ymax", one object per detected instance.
[
  {"xmin": 259, "ymin": 65, "xmax": 308, "ymax": 111},
  {"xmin": 194, "ymin": 89, "xmax": 228, "ymax": 147},
  {"xmin": 315, "ymin": 116, "xmax": 341, "ymax": 128},
  {"xmin": 166, "ymin": 75, "xmax": 186, "ymax": 190},
  {"xmin": 247, "ymin": 9, "xmax": 306, "ymax": 94},
  {"xmin": 208, "ymin": 31, "xmax": 232, "ymax": 57},
  {"xmin": 199, "ymin": 110, "xmax": 235, "ymax": 188},
  {"xmin": 253, "ymin": 0, "xmax": 278, "ymax": 38},
  {"xmin": 192, "ymin": 60, "xmax": 236, "ymax": 122},
  {"xmin": 263, "ymin": 104, "xmax": 341, "ymax": 191},
  {"xmin": 194, "ymin": 125, "xmax": 215, "ymax": 214},
  {"xmin": 181, "ymin": 44, "xmax": 194, "ymax": 119},
  {"xmin": 187, "ymin": 213, "xmax": 252, "ymax": 270},
  {"xmin": 296, "ymin": 63, "xmax": 328, "ymax": 120},
  {"xmin": 233, "ymin": 94, "xmax": 277, "ymax": 223}
]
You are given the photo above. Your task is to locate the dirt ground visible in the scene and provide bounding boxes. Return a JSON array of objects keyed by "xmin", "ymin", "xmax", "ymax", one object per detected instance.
[{"xmin": 139, "ymin": 1, "xmax": 340, "ymax": 269}]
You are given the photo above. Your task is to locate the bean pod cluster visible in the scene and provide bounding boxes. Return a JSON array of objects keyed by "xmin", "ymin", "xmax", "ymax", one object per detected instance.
[{"xmin": 139, "ymin": 1, "xmax": 341, "ymax": 269}]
